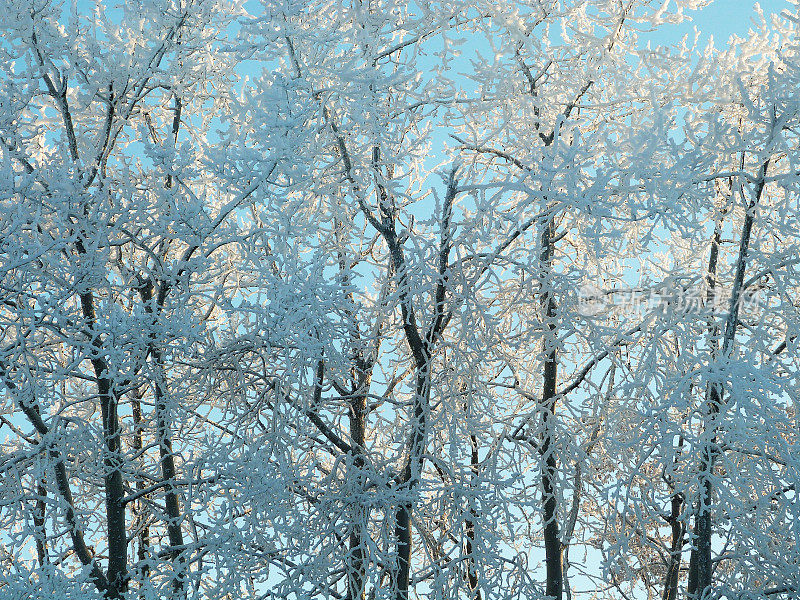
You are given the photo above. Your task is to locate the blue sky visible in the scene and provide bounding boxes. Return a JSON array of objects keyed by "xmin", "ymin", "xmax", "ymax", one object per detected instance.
[{"xmin": 654, "ymin": 0, "xmax": 790, "ymax": 46}]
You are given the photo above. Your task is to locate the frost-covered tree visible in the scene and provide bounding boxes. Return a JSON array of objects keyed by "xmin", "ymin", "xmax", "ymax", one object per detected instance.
[
  {"xmin": 599, "ymin": 10, "xmax": 800, "ymax": 600},
  {"xmin": 0, "ymin": 1, "xmax": 284, "ymax": 598},
  {"xmin": 2, "ymin": 1, "xmax": 799, "ymax": 600}
]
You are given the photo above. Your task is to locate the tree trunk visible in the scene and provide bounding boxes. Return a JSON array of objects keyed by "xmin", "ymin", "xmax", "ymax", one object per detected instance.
[
  {"xmin": 539, "ymin": 216, "xmax": 563, "ymax": 600},
  {"xmin": 347, "ymin": 367, "xmax": 370, "ymax": 600},
  {"xmin": 662, "ymin": 435, "xmax": 685, "ymax": 600},
  {"xmin": 383, "ymin": 167, "xmax": 456, "ymax": 600},
  {"xmin": 687, "ymin": 156, "xmax": 769, "ymax": 599},
  {"xmin": 33, "ymin": 477, "xmax": 48, "ymax": 567},
  {"xmin": 684, "ymin": 216, "xmax": 722, "ymax": 599},
  {"xmin": 94, "ymin": 364, "xmax": 128, "ymax": 598},
  {"xmin": 131, "ymin": 386, "xmax": 151, "ymax": 594},
  {"xmin": 465, "ymin": 419, "xmax": 482, "ymax": 600},
  {"xmin": 394, "ymin": 366, "xmax": 431, "ymax": 600},
  {"xmin": 79, "ymin": 287, "xmax": 128, "ymax": 599},
  {"xmin": 663, "ymin": 489, "xmax": 685, "ymax": 600},
  {"xmin": 140, "ymin": 281, "xmax": 186, "ymax": 597}
]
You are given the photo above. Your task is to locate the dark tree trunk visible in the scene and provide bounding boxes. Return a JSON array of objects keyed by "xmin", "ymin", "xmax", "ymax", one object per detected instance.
[
  {"xmin": 94, "ymin": 363, "xmax": 128, "ymax": 598},
  {"xmin": 683, "ymin": 217, "xmax": 722, "ymax": 600},
  {"xmin": 347, "ymin": 364, "xmax": 370, "ymax": 600},
  {"xmin": 394, "ymin": 367, "xmax": 431, "ymax": 600},
  {"xmin": 687, "ymin": 156, "xmax": 769, "ymax": 599},
  {"xmin": 539, "ymin": 216, "xmax": 563, "ymax": 600},
  {"xmin": 34, "ymin": 477, "xmax": 48, "ymax": 567},
  {"xmin": 140, "ymin": 281, "xmax": 186, "ymax": 597},
  {"xmin": 465, "ymin": 422, "xmax": 482, "ymax": 600},
  {"xmin": 662, "ymin": 486, "xmax": 685, "ymax": 600},
  {"xmin": 79, "ymin": 287, "xmax": 128, "ymax": 599},
  {"xmin": 131, "ymin": 387, "xmax": 151, "ymax": 592}
]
